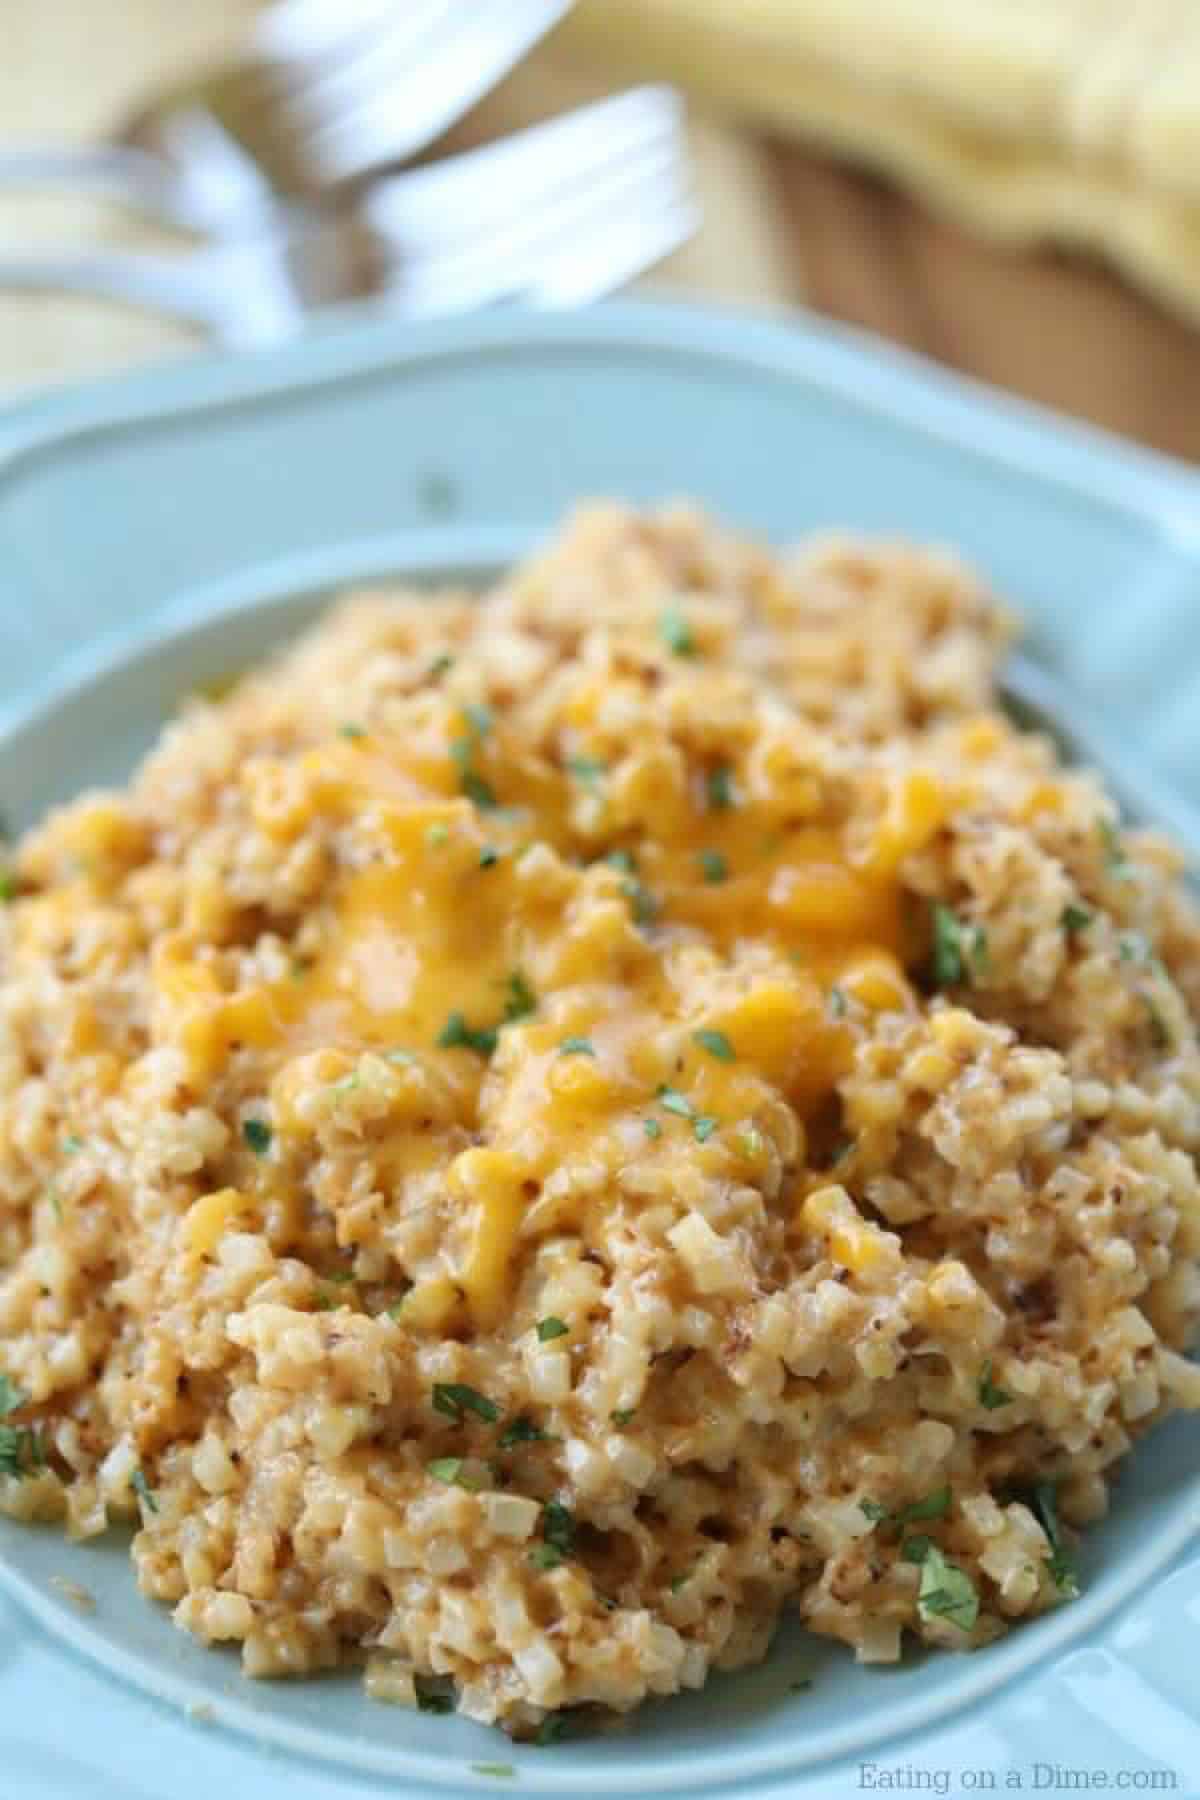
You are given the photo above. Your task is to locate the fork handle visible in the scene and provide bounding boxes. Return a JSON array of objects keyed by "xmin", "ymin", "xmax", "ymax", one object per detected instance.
[
  {"xmin": 0, "ymin": 144, "xmax": 196, "ymax": 229},
  {"xmin": 0, "ymin": 248, "xmax": 224, "ymax": 333}
]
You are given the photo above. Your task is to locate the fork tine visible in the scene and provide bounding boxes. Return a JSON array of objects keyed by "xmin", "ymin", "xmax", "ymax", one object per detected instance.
[
  {"xmin": 254, "ymin": 0, "xmax": 436, "ymax": 65},
  {"xmin": 363, "ymin": 86, "xmax": 684, "ymax": 245},
  {"xmin": 389, "ymin": 142, "xmax": 693, "ymax": 314},
  {"xmin": 296, "ymin": 0, "xmax": 577, "ymax": 183},
  {"xmin": 528, "ymin": 195, "xmax": 699, "ymax": 306}
]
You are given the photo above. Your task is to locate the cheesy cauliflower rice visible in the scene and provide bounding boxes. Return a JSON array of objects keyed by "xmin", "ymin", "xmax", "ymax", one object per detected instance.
[{"xmin": 2, "ymin": 504, "xmax": 1199, "ymax": 1737}]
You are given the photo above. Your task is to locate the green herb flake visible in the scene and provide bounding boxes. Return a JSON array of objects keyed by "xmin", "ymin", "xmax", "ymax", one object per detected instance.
[
  {"xmin": 900, "ymin": 1533, "xmax": 935, "ymax": 1564},
  {"xmin": 1060, "ymin": 903, "xmax": 1093, "ymax": 937},
  {"xmin": 1143, "ymin": 991, "xmax": 1171, "ymax": 1050},
  {"xmin": 669, "ymin": 1571, "xmax": 692, "ymax": 1593},
  {"xmin": 827, "ymin": 985, "xmax": 848, "ymax": 1020},
  {"xmin": 463, "ymin": 702, "xmax": 494, "ymax": 741},
  {"xmin": 528, "ymin": 1543, "xmax": 563, "ymax": 1570},
  {"xmin": 863, "ymin": 1486, "xmax": 951, "ymax": 1530},
  {"xmin": 1119, "ymin": 931, "xmax": 1151, "ymax": 963},
  {"xmin": 541, "ymin": 1499, "xmax": 576, "ymax": 1558},
  {"xmin": 537, "ymin": 1316, "xmax": 569, "ymax": 1342},
  {"xmin": 1030, "ymin": 1480, "xmax": 1080, "ymax": 1598},
  {"xmin": 558, "ymin": 1036, "xmax": 595, "ymax": 1057},
  {"xmin": 566, "ymin": 754, "xmax": 607, "ymax": 788},
  {"xmin": 499, "ymin": 1415, "xmax": 554, "ymax": 1449},
  {"xmin": 426, "ymin": 822, "xmax": 450, "ymax": 848},
  {"xmin": 643, "ymin": 1118, "xmax": 662, "ymax": 1140},
  {"xmin": 659, "ymin": 605, "xmax": 696, "ymax": 657},
  {"xmin": 432, "ymin": 1382, "xmax": 500, "ymax": 1424},
  {"xmin": 437, "ymin": 1012, "xmax": 498, "ymax": 1057},
  {"xmin": 471, "ymin": 1766, "xmax": 515, "ymax": 1781},
  {"xmin": 693, "ymin": 1115, "xmax": 719, "ymax": 1143},
  {"xmin": 131, "ymin": 1468, "xmax": 159, "ymax": 1514},
  {"xmin": 48, "ymin": 1186, "xmax": 63, "ymax": 1224},
  {"xmin": 414, "ymin": 1673, "xmax": 455, "ymax": 1714},
  {"xmin": 61, "ymin": 1134, "xmax": 84, "ymax": 1154},
  {"xmin": 859, "ymin": 1499, "xmax": 890, "ymax": 1524},
  {"xmin": 337, "ymin": 722, "xmax": 366, "ymax": 741},
  {"xmin": 621, "ymin": 874, "xmax": 658, "ymax": 927},
  {"xmin": 428, "ymin": 1456, "xmax": 485, "ymax": 1490},
  {"xmin": 913, "ymin": 1542, "xmax": 979, "ymax": 1633},
  {"xmin": 706, "ymin": 764, "xmax": 736, "ymax": 812},
  {"xmin": 0, "ymin": 871, "xmax": 16, "ymax": 903},
  {"xmin": 535, "ymin": 1713, "xmax": 567, "ymax": 1746},
  {"xmin": 461, "ymin": 768, "xmax": 499, "ymax": 811},
  {"xmin": 693, "ymin": 1027, "xmax": 735, "ymax": 1062},
  {"xmin": 1098, "ymin": 816, "xmax": 1130, "ymax": 875},
  {"xmin": 978, "ymin": 1361, "xmax": 1012, "ymax": 1411},
  {"xmin": 428, "ymin": 653, "xmax": 455, "ymax": 680},
  {"xmin": 697, "ymin": 848, "xmax": 728, "ymax": 884},
  {"xmin": 504, "ymin": 971, "xmax": 537, "ymax": 1022},
  {"xmin": 931, "ymin": 903, "xmax": 966, "ymax": 986},
  {"xmin": 242, "ymin": 1118, "xmax": 272, "ymax": 1155},
  {"xmin": 605, "ymin": 848, "xmax": 638, "ymax": 875},
  {"xmin": 0, "ymin": 1376, "xmax": 27, "ymax": 1419},
  {"xmin": 478, "ymin": 846, "xmax": 501, "ymax": 869},
  {"xmin": 0, "ymin": 1419, "xmax": 43, "ymax": 1481},
  {"xmin": 657, "ymin": 1086, "xmax": 694, "ymax": 1120},
  {"xmin": 611, "ymin": 1409, "xmax": 635, "ymax": 1427}
]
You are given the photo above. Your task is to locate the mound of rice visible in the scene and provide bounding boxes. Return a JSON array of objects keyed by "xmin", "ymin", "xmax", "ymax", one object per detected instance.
[{"xmin": 1, "ymin": 504, "xmax": 1198, "ymax": 1735}]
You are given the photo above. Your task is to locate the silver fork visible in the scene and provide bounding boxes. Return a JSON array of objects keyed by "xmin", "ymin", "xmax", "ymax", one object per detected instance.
[
  {"xmin": 0, "ymin": 0, "xmax": 575, "ymax": 236},
  {"xmin": 0, "ymin": 88, "xmax": 695, "ymax": 345}
]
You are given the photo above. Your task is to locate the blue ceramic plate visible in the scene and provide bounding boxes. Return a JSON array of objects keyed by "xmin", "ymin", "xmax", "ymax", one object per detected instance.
[{"xmin": 0, "ymin": 301, "xmax": 1198, "ymax": 1800}]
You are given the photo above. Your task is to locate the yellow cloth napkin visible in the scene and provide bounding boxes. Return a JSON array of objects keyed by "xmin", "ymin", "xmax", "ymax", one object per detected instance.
[{"xmin": 560, "ymin": 0, "xmax": 1200, "ymax": 324}]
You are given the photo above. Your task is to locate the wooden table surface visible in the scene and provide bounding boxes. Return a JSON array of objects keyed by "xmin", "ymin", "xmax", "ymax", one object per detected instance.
[{"xmin": 4, "ymin": 4, "xmax": 1200, "ymax": 464}]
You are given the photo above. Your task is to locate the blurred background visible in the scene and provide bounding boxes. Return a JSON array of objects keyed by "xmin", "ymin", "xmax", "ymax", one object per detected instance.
[{"xmin": 5, "ymin": 0, "xmax": 1200, "ymax": 460}]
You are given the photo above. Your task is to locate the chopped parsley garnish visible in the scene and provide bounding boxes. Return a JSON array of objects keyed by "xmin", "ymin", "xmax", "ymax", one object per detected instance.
[
  {"xmin": 827, "ymin": 985, "xmax": 848, "ymax": 1020},
  {"xmin": 478, "ymin": 846, "xmax": 501, "ymax": 869},
  {"xmin": 1143, "ymin": 991, "xmax": 1171, "ymax": 1050},
  {"xmin": 131, "ymin": 1468, "xmax": 159, "ymax": 1513},
  {"xmin": 472, "ymin": 1767, "xmax": 515, "ymax": 1781},
  {"xmin": 697, "ymin": 848, "xmax": 727, "ymax": 884},
  {"xmin": 48, "ymin": 1185, "xmax": 63, "ymax": 1224},
  {"xmin": 536, "ymin": 1316, "xmax": 568, "ymax": 1342},
  {"xmin": 463, "ymin": 702, "xmax": 494, "ymax": 739},
  {"xmin": 931, "ymin": 903, "xmax": 987, "ymax": 987},
  {"xmin": 460, "ymin": 769, "xmax": 499, "ymax": 810},
  {"xmin": 426, "ymin": 822, "xmax": 450, "ymax": 848},
  {"xmin": 242, "ymin": 1118, "xmax": 272, "ymax": 1155},
  {"xmin": 657, "ymin": 1086, "xmax": 694, "ymax": 1119},
  {"xmin": 693, "ymin": 1115, "xmax": 719, "ymax": 1143},
  {"xmin": 1030, "ymin": 1480, "xmax": 1080, "ymax": 1597},
  {"xmin": 504, "ymin": 971, "xmax": 537, "ymax": 1022},
  {"xmin": 61, "ymin": 1134, "xmax": 84, "ymax": 1154},
  {"xmin": 978, "ymin": 1361, "xmax": 1012, "ymax": 1410},
  {"xmin": 541, "ymin": 1499, "xmax": 576, "ymax": 1558},
  {"xmin": 498, "ymin": 1415, "xmax": 554, "ymax": 1449},
  {"xmin": 622, "ymin": 875, "xmax": 658, "ymax": 926},
  {"xmin": 1060, "ymin": 903, "xmax": 1093, "ymax": 937},
  {"xmin": 0, "ymin": 1376, "xmax": 26, "ymax": 1417},
  {"xmin": 528, "ymin": 1544, "xmax": 563, "ymax": 1570},
  {"xmin": 337, "ymin": 722, "xmax": 366, "ymax": 740},
  {"xmin": 558, "ymin": 1036, "xmax": 595, "ymax": 1057},
  {"xmin": 861, "ymin": 1486, "xmax": 951, "ymax": 1530},
  {"xmin": 428, "ymin": 1456, "xmax": 485, "ymax": 1490},
  {"xmin": 535, "ymin": 1713, "xmax": 567, "ymax": 1745},
  {"xmin": 706, "ymin": 764, "xmax": 735, "ymax": 812},
  {"xmin": 643, "ymin": 1118, "xmax": 662, "ymax": 1140},
  {"xmin": 566, "ymin": 754, "xmax": 607, "ymax": 788},
  {"xmin": 431, "ymin": 1382, "xmax": 500, "ymax": 1424},
  {"xmin": 428, "ymin": 653, "xmax": 455, "ymax": 680},
  {"xmin": 0, "ymin": 871, "xmax": 15, "ymax": 903},
  {"xmin": 437, "ymin": 1012, "xmax": 499, "ymax": 1057},
  {"xmin": 910, "ymin": 1541, "xmax": 979, "ymax": 1632},
  {"xmin": 1098, "ymin": 816, "xmax": 1130, "ymax": 875},
  {"xmin": 414, "ymin": 1673, "xmax": 455, "ymax": 1713},
  {"xmin": 693, "ymin": 1027, "xmax": 735, "ymax": 1062},
  {"xmin": 669, "ymin": 1571, "xmax": 692, "ymax": 1593},
  {"xmin": 659, "ymin": 605, "xmax": 696, "ymax": 657},
  {"xmin": 611, "ymin": 1409, "xmax": 635, "ymax": 1427},
  {"xmin": 606, "ymin": 848, "xmax": 638, "ymax": 874}
]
